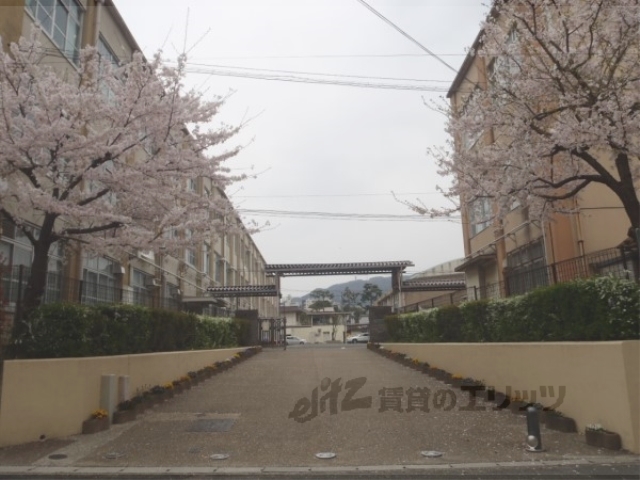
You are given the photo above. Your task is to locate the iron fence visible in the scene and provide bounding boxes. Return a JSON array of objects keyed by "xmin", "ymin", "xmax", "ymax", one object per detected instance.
[
  {"xmin": 403, "ymin": 246, "xmax": 637, "ymax": 312},
  {"xmin": 0, "ymin": 265, "xmax": 234, "ymax": 328}
]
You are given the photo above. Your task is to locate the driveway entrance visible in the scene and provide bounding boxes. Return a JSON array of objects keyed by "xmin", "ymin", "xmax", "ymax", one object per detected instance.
[{"xmin": 9, "ymin": 345, "xmax": 634, "ymax": 470}]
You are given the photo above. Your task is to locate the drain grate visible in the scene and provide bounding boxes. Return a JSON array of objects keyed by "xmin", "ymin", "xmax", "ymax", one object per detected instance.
[
  {"xmin": 186, "ymin": 419, "xmax": 235, "ymax": 432},
  {"xmin": 48, "ymin": 454, "xmax": 67, "ymax": 460}
]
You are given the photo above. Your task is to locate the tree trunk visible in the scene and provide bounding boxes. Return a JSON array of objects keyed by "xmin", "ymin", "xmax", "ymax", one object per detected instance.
[{"xmin": 14, "ymin": 238, "xmax": 53, "ymax": 336}]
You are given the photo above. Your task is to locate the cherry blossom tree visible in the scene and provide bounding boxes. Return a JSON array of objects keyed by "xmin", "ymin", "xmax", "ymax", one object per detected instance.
[
  {"xmin": 411, "ymin": 0, "xmax": 639, "ymax": 245},
  {"xmin": 0, "ymin": 35, "xmax": 248, "ymax": 311}
]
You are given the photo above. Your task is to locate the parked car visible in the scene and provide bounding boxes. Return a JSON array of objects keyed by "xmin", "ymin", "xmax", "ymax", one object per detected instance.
[
  {"xmin": 285, "ymin": 336, "xmax": 306, "ymax": 345},
  {"xmin": 346, "ymin": 332, "xmax": 369, "ymax": 344}
]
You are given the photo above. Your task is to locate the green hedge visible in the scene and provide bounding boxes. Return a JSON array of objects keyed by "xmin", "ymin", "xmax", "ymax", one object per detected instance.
[
  {"xmin": 11, "ymin": 303, "xmax": 241, "ymax": 359},
  {"xmin": 385, "ymin": 276, "xmax": 639, "ymax": 343}
]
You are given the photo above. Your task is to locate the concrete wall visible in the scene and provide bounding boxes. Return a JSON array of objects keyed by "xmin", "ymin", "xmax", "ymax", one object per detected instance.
[
  {"xmin": 383, "ymin": 341, "xmax": 639, "ymax": 454},
  {"xmin": 0, "ymin": 347, "xmax": 245, "ymax": 447}
]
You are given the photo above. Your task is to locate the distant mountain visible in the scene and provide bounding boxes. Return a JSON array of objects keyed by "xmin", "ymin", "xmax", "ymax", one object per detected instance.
[{"xmin": 291, "ymin": 276, "xmax": 392, "ymax": 305}]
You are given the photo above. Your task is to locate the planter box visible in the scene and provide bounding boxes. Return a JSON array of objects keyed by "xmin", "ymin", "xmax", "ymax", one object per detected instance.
[
  {"xmin": 113, "ymin": 410, "xmax": 137, "ymax": 424},
  {"xmin": 82, "ymin": 416, "xmax": 110, "ymax": 434},
  {"xmin": 586, "ymin": 429, "xmax": 622, "ymax": 450},
  {"xmin": 546, "ymin": 413, "xmax": 577, "ymax": 433}
]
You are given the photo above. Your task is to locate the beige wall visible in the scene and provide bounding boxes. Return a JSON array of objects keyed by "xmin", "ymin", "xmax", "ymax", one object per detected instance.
[
  {"xmin": 384, "ymin": 341, "xmax": 640, "ymax": 454},
  {"xmin": 0, "ymin": 347, "xmax": 245, "ymax": 447},
  {"xmin": 0, "ymin": 2, "xmax": 25, "ymax": 49},
  {"xmin": 577, "ymin": 183, "xmax": 631, "ymax": 253}
]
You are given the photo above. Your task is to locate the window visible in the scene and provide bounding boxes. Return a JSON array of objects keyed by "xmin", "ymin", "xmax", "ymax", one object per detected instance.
[
  {"xmin": 82, "ymin": 256, "xmax": 116, "ymax": 305},
  {"xmin": 506, "ymin": 239, "xmax": 548, "ymax": 295},
  {"xmin": 131, "ymin": 269, "xmax": 152, "ymax": 306},
  {"xmin": 164, "ymin": 282, "xmax": 180, "ymax": 310},
  {"xmin": 97, "ymin": 35, "xmax": 118, "ymax": 66},
  {"xmin": 489, "ymin": 26, "xmax": 521, "ymax": 87},
  {"xmin": 468, "ymin": 197, "xmax": 493, "ymax": 236},
  {"xmin": 26, "ymin": 0, "xmax": 83, "ymax": 63},
  {"xmin": 459, "ymin": 87, "xmax": 483, "ymax": 151},
  {"xmin": 215, "ymin": 255, "xmax": 224, "ymax": 284},
  {"xmin": 185, "ymin": 248, "xmax": 196, "ymax": 267},
  {"xmin": 184, "ymin": 229, "xmax": 196, "ymax": 267},
  {"xmin": 97, "ymin": 36, "xmax": 119, "ymax": 102},
  {"xmin": 203, "ymin": 244, "xmax": 211, "ymax": 275},
  {"xmin": 187, "ymin": 178, "xmax": 197, "ymax": 192}
]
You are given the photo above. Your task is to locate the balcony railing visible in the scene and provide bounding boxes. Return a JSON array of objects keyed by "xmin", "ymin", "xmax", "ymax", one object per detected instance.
[
  {"xmin": 0, "ymin": 265, "xmax": 233, "ymax": 325},
  {"xmin": 399, "ymin": 246, "xmax": 637, "ymax": 312}
]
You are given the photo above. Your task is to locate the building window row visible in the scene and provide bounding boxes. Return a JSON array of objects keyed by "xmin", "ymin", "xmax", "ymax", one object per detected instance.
[
  {"xmin": 469, "ymin": 197, "xmax": 493, "ymax": 236},
  {"xmin": 26, "ymin": 0, "xmax": 83, "ymax": 63}
]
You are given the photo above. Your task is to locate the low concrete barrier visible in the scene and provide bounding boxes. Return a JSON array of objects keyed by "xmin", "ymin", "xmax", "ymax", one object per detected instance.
[
  {"xmin": 382, "ymin": 341, "xmax": 639, "ymax": 454},
  {"xmin": 0, "ymin": 347, "xmax": 246, "ymax": 447}
]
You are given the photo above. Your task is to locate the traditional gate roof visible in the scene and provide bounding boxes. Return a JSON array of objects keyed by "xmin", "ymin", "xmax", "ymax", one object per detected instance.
[
  {"xmin": 265, "ymin": 261, "xmax": 413, "ymax": 276},
  {"xmin": 401, "ymin": 280, "xmax": 466, "ymax": 292},
  {"xmin": 206, "ymin": 285, "xmax": 278, "ymax": 297}
]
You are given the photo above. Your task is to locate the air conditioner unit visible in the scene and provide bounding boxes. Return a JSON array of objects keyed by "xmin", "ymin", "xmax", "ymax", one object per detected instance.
[
  {"xmin": 145, "ymin": 278, "xmax": 161, "ymax": 287},
  {"xmin": 110, "ymin": 264, "xmax": 126, "ymax": 275}
]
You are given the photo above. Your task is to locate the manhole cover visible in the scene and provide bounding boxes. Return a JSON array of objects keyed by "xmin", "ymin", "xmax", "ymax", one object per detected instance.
[
  {"xmin": 186, "ymin": 419, "xmax": 235, "ymax": 432},
  {"xmin": 421, "ymin": 450, "xmax": 444, "ymax": 458},
  {"xmin": 103, "ymin": 452, "xmax": 125, "ymax": 460},
  {"xmin": 315, "ymin": 452, "xmax": 336, "ymax": 459},
  {"xmin": 48, "ymin": 454, "xmax": 67, "ymax": 460},
  {"xmin": 209, "ymin": 453, "xmax": 230, "ymax": 460}
]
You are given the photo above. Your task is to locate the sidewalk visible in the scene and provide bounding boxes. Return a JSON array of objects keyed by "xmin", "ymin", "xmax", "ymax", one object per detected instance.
[{"xmin": 0, "ymin": 345, "xmax": 637, "ymax": 477}]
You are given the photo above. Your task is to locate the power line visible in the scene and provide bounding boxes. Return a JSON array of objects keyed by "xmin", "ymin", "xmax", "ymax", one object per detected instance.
[
  {"xmin": 355, "ymin": 0, "xmax": 458, "ymax": 73},
  {"xmin": 175, "ymin": 61, "xmax": 452, "ymax": 83},
  {"xmin": 34, "ymin": 46, "xmax": 453, "ymax": 92},
  {"xmin": 233, "ymin": 191, "xmax": 442, "ymax": 199},
  {"xmin": 183, "ymin": 65, "xmax": 449, "ymax": 92},
  {"xmin": 237, "ymin": 208, "xmax": 461, "ymax": 222},
  {"xmin": 185, "ymin": 53, "xmax": 467, "ymax": 60}
]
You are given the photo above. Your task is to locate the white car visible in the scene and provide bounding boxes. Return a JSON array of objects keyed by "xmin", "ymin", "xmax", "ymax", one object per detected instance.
[
  {"xmin": 286, "ymin": 335, "xmax": 306, "ymax": 345},
  {"xmin": 346, "ymin": 332, "xmax": 369, "ymax": 344}
]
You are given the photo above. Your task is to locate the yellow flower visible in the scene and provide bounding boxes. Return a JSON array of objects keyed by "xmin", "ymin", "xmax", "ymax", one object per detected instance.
[{"xmin": 91, "ymin": 409, "xmax": 108, "ymax": 419}]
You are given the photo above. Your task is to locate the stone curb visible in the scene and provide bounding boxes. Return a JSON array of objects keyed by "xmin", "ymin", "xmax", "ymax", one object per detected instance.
[{"xmin": 0, "ymin": 456, "xmax": 637, "ymax": 478}]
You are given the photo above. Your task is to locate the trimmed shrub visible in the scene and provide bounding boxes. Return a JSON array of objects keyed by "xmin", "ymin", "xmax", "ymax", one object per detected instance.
[
  {"xmin": 459, "ymin": 300, "xmax": 491, "ymax": 342},
  {"xmin": 12, "ymin": 303, "xmax": 239, "ymax": 359},
  {"xmin": 91, "ymin": 304, "xmax": 152, "ymax": 355},
  {"xmin": 14, "ymin": 303, "xmax": 101, "ymax": 358},
  {"xmin": 386, "ymin": 276, "xmax": 639, "ymax": 343},
  {"xmin": 434, "ymin": 305, "xmax": 463, "ymax": 342}
]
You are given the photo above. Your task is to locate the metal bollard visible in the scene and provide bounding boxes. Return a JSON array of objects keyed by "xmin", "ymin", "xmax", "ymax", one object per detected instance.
[{"xmin": 525, "ymin": 405, "xmax": 544, "ymax": 452}]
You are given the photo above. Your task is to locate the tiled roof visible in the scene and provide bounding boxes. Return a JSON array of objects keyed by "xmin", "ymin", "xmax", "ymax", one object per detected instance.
[
  {"xmin": 265, "ymin": 261, "xmax": 413, "ymax": 276},
  {"xmin": 401, "ymin": 280, "xmax": 466, "ymax": 292},
  {"xmin": 206, "ymin": 285, "xmax": 278, "ymax": 297}
]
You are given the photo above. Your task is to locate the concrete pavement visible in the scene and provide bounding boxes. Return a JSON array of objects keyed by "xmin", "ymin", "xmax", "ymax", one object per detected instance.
[{"xmin": 0, "ymin": 344, "xmax": 638, "ymax": 477}]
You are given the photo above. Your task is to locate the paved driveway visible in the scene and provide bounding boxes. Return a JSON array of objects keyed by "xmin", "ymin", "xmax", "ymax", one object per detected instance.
[{"xmin": 2, "ymin": 345, "xmax": 637, "ymax": 472}]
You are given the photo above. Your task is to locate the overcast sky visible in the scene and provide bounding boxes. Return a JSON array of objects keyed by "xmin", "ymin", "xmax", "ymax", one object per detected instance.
[{"xmin": 114, "ymin": 0, "xmax": 489, "ymax": 298}]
